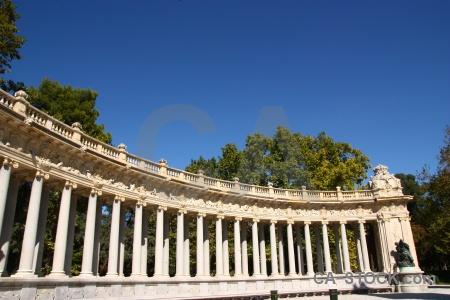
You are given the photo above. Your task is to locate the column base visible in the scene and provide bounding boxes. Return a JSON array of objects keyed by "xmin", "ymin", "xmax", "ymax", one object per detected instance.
[
  {"xmin": 12, "ymin": 270, "xmax": 37, "ymax": 277},
  {"xmin": 47, "ymin": 271, "xmax": 69, "ymax": 277},
  {"xmin": 78, "ymin": 272, "xmax": 94, "ymax": 277},
  {"xmin": 152, "ymin": 274, "xmax": 170, "ymax": 279},
  {"xmin": 105, "ymin": 273, "xmax": 119, "ymax": 277}
]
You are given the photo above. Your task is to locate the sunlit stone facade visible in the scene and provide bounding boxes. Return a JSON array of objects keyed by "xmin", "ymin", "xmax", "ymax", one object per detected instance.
[{"xmin": 0, "ymin": 89, "xmax": 426, "ymax": 299}]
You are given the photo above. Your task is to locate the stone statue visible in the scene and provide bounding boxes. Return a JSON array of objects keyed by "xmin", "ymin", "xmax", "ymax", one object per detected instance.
[
  {"xmin": 369, "ymin": 164, "xmax": 403, "ymax": 197},
  {"xmin": 395, "ymin": 239, "xmax": 415, "ymax": 268}
]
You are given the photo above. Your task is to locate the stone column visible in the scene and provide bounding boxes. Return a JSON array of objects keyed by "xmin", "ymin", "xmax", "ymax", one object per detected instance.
[
  {"xmin": 175, "ymin": 210, "xmax": 185, "ymax": 277},
  {"xmin": 131, "ymin": 201, "xmax": 143, "ymax": 276},
  {"xmin": 50, "ymin": 181, "xmax": 76, "ymax": 276},
  {"xmin": 118, "ymin": 206, "xmax": 126, "ymax": 276},
  {"xmin": 92, "ymin": 200, "xmax": 103, "ymax": 276},
  {"xmin": 203, "ymin": 217, "xmax": 210, "ymax": 276},
  {"xmin": 375, "ymin": 218, "xmax": 386, "ymax": 273},
  {"xmin": 287, "ymin": 221, "xmax": 296, "ymax": 276},
  {"xmin": 259, "ymin": 223, "xmax": 267, "ymax": 276},
  {"xmin": 79, "ymin": 191, "xmax": 99, "ymax": 276},
  {"xmin": 65, "ymin": 196, "xmax": 78, "ymax": 276},
  {"xmin": 340, "ymin": 221, "xmax": 351, "ymax": 273},
  {"xmin": 333, "ymin": 224, "xmax": 343, "ymax": 274},
  {"xmin": 314, "ymin": 225, "xmax": 324, "ymax": 273},
  {"xmin": 15, "ymin": 171, "xmax": 47, "ymax": 277},
  {"xmin": 0, "ymin": 176, "xmax": 20, "ymax": 276},
  {"xmin": 355, "ymin": 226, "xmax": 364, "ymax": 272},
  {"xmin": 304, "ymin": 222, "xmax": 314, "ymax": 276},
  {"xmin": 241, "ymin": 221, "xmax": 249, "ymax": 277},
  {"xmin": 34, "ymin": 187, "xmax": 50, "ymax": 275},
  {"xmin": 234, "ymin": 217, "xmax": 242, "ymax": 276},
  {"xmin": 252, "ymin": 219, "xmax": 261, "ymax": 276},
  {"xmin": 322, "ymin": 221, "xmax": 332, "ymax": 273},
  {"xmin": 223, "ymin": 220, "xmax": 230, "ymax": 276},
  {"xmin": 106, "ymin": 196, "xmax": 122, "ymax": 276},
  {"xmin": 359, "ymin": 220, "xmax": 371, "ymax": 272},
  {"xmin": 196, "ymin": 213, "xmax": 205, "ymax": 277},
  {"xmin": 215, "ymin": 215, "xmax": 224, "ymax": 276},
  {"xmin": 0, "ymin": 159, "xmax": 17, "ymax": 236},
  {"xmin": 269, "ymin": 221, "xmax": 279, "ymax": 276},
  {"xmin": 163, "ymin": 213, "xmax": 170, "ymax": 276},
  {"xmin": 141, "ymin": 209, "xmax": 149, "ymax": 276},
  {"xmin": 278, "ymin": 224, "xmax": 285, "ymax": 275},
  {"xmin": 295, "ymin": 223, "xmax": 304, "ymax": 275},
  {"xmin": 154, "ymin": 206, "xmax": 166, "ymax": 277},
  {"xmin": 183, "ymin": 215, "xmax": 190, "ymax": 276}
]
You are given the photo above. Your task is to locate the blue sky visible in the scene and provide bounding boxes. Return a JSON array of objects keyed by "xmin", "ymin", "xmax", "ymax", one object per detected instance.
[{"xmin": 5, "ymin": 0, "xmax": 450, "ymax": 181}]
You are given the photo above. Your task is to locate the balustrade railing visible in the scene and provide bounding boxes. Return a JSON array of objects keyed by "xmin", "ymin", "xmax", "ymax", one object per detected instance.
[
  {"xmin": 144, "ymin": 161, "xmax": 160, "ymax": 173},
  {"xmin": 81, "ymin": 136, "xmax": 99, "ymax": 150},
  {"xmin": 126, "ymin": 154, "xmax": 141, "ymax": 166},
  {"xmin": 166, "ymin": 168, "xmax": 181, "ymax": 178},
  {"xmin": 51, "ymin": 123, "xmax": 74, "ymax": 139},
  {"xmin": 26, "ymin": 106, "xmax": 48, "ymax": 126},
  {"xmin": 0, "ymin": 89, "xmax": 377, "ymax": 203},
  {"xmin": 0, "ymin": 94, "xmax": 14, "ymax": 108}
]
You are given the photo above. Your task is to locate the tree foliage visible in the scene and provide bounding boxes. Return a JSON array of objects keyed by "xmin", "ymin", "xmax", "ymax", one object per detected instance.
[
  {"xmin": 0, "ymin": 0, "xmax": 26, "ymax": 92},
  {"xmin": 186, "ymin": 126, "xmax": 371, "ymax": 190},
  {"xmin": 396, "ymin": 126, "xmax": 450, "ymax": 271},
  {"xmin": 27, "ymin": 78, "xmax": 112, "ymax": 144}
]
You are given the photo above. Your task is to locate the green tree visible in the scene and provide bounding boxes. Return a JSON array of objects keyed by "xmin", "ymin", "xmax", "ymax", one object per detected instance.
[
  {"xmin": 27, "ymin": 78, "xmax": 112, "ymax": 144},
  {"xmin": 185, "ymin": 156, "xmax": 218, "ymax": 178},
  {"xmin": 217, "ymin": 143, "xmax": 243, "ymax": 181},
  {"xmin": 187, "ymin": 126, "xmax": 371, "ymax": 191},
  {"xmin": 299, "ymin": 131, "xmax": 370, "ymax": 190},
  {"xmin": 414, "ymin": 126, "xmax": 450, "ymax": 270},
  {"xmin": 0, "ymin": 0, "xmax": 26, "ymax": 92}
]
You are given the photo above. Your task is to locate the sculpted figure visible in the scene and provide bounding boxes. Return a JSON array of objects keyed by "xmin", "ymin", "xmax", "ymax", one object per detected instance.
[{"xmin": 395, "ymin": 239, "xmax": 415, "ymax": 267}]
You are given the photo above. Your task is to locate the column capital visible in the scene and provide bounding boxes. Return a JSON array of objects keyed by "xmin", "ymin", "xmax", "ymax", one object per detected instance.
[
  {"xmin": 178, "ymin": 208, "xmax": 186, "ymax": 214},
  {"xmin": 321, "ymin": 220, "xmax": 329, "ymax": 225},
  {"xmin": 114, "ymin": 195, "xmax": 125, "ymax": 202},
  {"xmin": 287, "ymin": 219, "xmax": 294, "ymax": 224},
  {"xmin": 137, "ymin": 200, "xmax": 147, "ymax": 207},
  {"xmin": 358, "ymin": 219, "xmax": 366, "ymax": 224},
  {"xmin": 64, "ymin": 180, "xmax": 77, "ymax": 189},
  {"xmin": 35, "ymin": 169, "xmax": 50, "ymax": 179},
  {"xmin": 158, "ymin": 205, "xmax": 167, "ymax": 211},
  {"xmin": 198, "ymin": 212, "xmax": 206, "ymax": 217},
  {"xmin": 270, "ymin": 220, "xmax": 277, "ymax": 224},
  {"xmin": 252, "ymin": 218, "xmax": 260, "ymax": 223},
  {"xmin": 340, "ymin": 220, "xmax": 347, "ymax": 224},
  {"xmin": 235, "ymin": 216, "xmax": 242, "ymax": 221},
  {"xmin": 3, "ymin": 157, "xmax": 19, "ymax": 168},
  {"xmin": 304, "ymin": 221, "xmax": 311, "ymax": 225},
  {"xmin": 90, "ymin": 187, "xmax": 102, "ymax": 196},
  {"xmin": 399, "ymin": 216, "xmax": 410, "ymax": 221},
  {"xmin": 217, "ymin": 214, "xmax": 224, "ymax": 220}
]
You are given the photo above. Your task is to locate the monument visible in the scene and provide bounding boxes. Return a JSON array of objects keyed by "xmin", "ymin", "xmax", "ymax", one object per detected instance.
[{"xmin": 0, "ymin": 89, "xmax": 428, "ymax": 299}]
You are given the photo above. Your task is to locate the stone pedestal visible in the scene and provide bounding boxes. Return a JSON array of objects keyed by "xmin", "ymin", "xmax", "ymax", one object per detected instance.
[{"xmin": 396, "ymin": 267, "xmax": 428, "ymax": 293}]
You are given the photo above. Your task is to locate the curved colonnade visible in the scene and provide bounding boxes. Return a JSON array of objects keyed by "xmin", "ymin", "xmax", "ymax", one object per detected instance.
[{"xmin": 0, "ymin": 90, "xmax": 422, "ymax": 299}]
